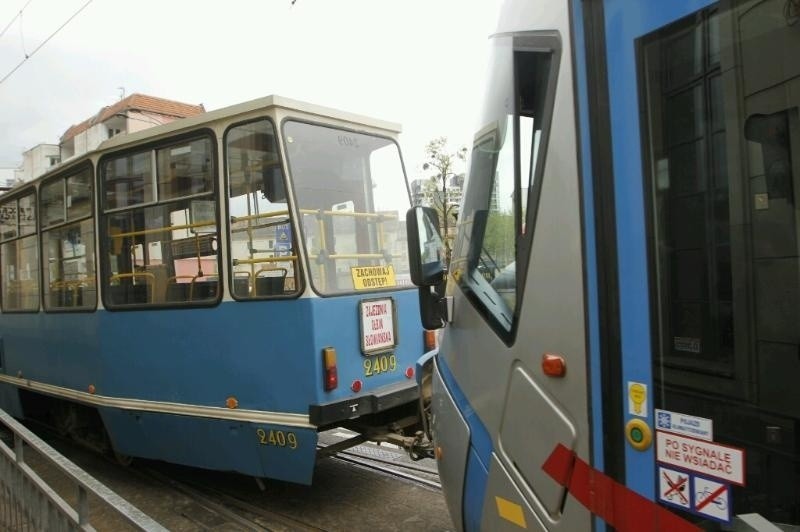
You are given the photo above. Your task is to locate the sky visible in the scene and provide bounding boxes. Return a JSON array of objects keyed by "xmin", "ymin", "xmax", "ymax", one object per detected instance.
[{"xmin": 0, "ymin": 0, "xmax": 501, "ymax": 179}]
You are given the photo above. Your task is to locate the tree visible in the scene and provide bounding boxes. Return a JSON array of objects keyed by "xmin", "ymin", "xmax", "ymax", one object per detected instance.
[{"xmin": 420, "ymin": 137, "xmax": 467, "ymax": 264}]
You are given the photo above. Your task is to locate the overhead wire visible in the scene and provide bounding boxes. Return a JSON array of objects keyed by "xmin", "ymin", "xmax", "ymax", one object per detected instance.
[
  {"xmin": 0, "ymin": 0, "xmax": 93, "ymax": 87},
  {"xmin": 0, "ymin": 0, "xmax": 33, "ymax": 40},
  {"xmin": 20, "ymin": 8, "xmax": 29, "ymax": 57}
]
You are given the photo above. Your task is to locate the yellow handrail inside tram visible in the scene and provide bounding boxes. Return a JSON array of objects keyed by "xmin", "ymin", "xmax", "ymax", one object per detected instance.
[{"xmin": 109, "ymin": 272, "xmax": 155, "ymax": 285}]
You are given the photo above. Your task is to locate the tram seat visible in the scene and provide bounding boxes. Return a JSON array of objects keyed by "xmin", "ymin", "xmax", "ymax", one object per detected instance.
[
  {"xmin": 255, "ymin": 267, "xmax": 287, "ymax": 296},
  {"xmin": 50, "ymin": 281, "xmax": 83, "ymax": 307},
  {"xmin": 233, "ymin": 271, "xmax": 252, "ymax": 297},
  {"xmin": 108, "ymin": 272, "xmax": 154, "ymax": 304},
  {"xmin": 165, "ymin": 275, "xmax": 195, "ymax": 302},
  {"xmin": 192, "ymin": 278, "xmax": 218, "ymax": 300},
  {"xmin": 164, "ymin": 275, "xmax": 218, "ymax": 301}
]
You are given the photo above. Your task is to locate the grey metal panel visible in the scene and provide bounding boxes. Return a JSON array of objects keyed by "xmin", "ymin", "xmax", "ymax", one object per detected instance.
[
  {"xmin": 431, "ymin": 358, "xmax": 471, "ymax": 532},
  {"xmin": 498, "ymin": 364, "xmax": 577, "ymax": 517},
  {"xmin": 440, "ymin": 0, "xmax": 591, "ymax": 527},
  {"xmin": 481, "ymin": 453, "xmax": 591, "ymax": 531}
]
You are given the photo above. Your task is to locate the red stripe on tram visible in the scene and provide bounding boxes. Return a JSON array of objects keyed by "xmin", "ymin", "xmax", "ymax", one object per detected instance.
[{"xmin": 542, "ymin": 443, "xmax": 701, "ymax": 532}]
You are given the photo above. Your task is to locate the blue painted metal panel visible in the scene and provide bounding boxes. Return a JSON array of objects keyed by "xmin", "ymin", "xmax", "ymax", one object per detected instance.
[
  {"xmin": 101, "ymin": 409, "xmax": 318, "ymax": 483},
  {"xmin": 0, "ymin": 383, "xmax": 23, "ymax": 417},
  {"xmin": 308, "ymin": 289, "xmax": 423, "ymax": 405},
  {"xmin": 437, "ymin": 356, "xmax": 493, "ymax": 530},
  {"xmin": 0, "ymin": 286, "xmax": 422, "ymax": 484},
  {"xmin": 572, "ymin": 0, "xmax": 603, "ymax": 473},
  {"xmin": 463, "ymin": 447, "xmax": 490, "ymax": 532},
  {"xmin": 602, "ymin": 0, "xmax": 717, "ymax": 499},
  {"xmin": 438, "ymin": 357, "xmax": 492, "ymax": 469},
  {"xmin": 0, "ymin": 290, "xmax": 421, "ymax": 412},
  {"xmin": 572, "ymin": 1, "xmax": 606, "ymax": 528}
]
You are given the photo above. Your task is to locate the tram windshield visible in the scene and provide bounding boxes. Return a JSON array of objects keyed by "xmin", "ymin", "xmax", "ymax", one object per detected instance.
[{"xmin": 283, "ymin": 121, "xmax": 412, "ymax": 295}]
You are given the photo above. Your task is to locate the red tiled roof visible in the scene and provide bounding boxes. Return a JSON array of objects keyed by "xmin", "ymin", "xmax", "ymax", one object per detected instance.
[{"xmin": 60, "ymin": 93, "xmax": 205, "ymax": 143}]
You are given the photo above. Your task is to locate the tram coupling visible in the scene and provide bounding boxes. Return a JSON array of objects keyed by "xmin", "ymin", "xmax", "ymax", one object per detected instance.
[{"xmin": 381, "ymin": 429, "xmax": 434, "ymax": 461}]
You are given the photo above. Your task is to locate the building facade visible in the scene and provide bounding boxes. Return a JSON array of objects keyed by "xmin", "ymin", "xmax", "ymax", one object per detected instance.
[{"xmin": 10, "ymin": 94, "xmax": 205, "ymax": 186}]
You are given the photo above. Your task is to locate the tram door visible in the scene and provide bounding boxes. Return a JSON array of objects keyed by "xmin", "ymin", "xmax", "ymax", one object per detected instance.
[{"xmin": 603, "ymin": 0, "xmax": 800, "ymax": 527}]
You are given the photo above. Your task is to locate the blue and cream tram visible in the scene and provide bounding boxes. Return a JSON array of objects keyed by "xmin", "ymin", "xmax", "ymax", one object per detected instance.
[
  {"xmin": 408, "ymin": 0, "xmax": 800, "ymax": 529},
  {"xmin": 0, "ymin": 95, "xmax": 425, "ymax": 485}
]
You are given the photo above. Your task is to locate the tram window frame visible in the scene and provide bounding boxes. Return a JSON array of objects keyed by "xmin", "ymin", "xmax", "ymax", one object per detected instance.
[
  {"xmin": 281, "ymin": 118, "xmax": 412, "ymax": 297},
  {"xmin": 451, "ymin": 33, "xmax": 561, "ymax": 345},
  {"xmin": 223, "ymin": 117, "xmax": 302, "ymax": 301},
  {"xmin": 0, "ymin": 188, "xmax": 41, "ymax": 313},
  {"xmin": 40, "ymin": 163, "xmax": 98, "ymax": 312},
  {"xmin": 637, "ymin": 8, "xmax": 748, "ymax": 395},
  {"xmin": 99, "ymin": 130, "xmax": 222, "ymax": 310}
]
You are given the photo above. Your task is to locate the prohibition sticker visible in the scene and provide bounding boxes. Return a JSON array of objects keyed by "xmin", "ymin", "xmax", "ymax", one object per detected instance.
[
  {"xmin": 693, "ymin": 476, "xmax": 731, "ymax": 523},
  {"xmin": 359, "ymin": 297, "xmax": 396, "ymax": 353},
  {"xmin": 656, "ymin": 431, "xmax": 745, "ymax": 486},
  {"xmin": 351, "ymin": 265, "xmax": 396, "ymax": 290},
  {"xmin": 659, "ymin": 466, "xmax": 690, "ymax": 509}
]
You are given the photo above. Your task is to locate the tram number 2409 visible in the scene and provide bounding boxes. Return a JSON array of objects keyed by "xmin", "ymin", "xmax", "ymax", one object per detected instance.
[
  {"xmin": 363, "ymin": 353, "xmax": 397, "ymax": 377},
  {"xmin": 256, "ymin": 428, "xmax": 298, "ymax": 449}
]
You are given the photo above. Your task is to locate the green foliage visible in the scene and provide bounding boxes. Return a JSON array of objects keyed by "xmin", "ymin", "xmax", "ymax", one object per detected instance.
[
  {"xmin": 420, "ymin": 137, "xmax": 467, "ymax": 263},
  {"xmin": 483, "ymin": 211, "xmax": 515, "ymax": 266}
]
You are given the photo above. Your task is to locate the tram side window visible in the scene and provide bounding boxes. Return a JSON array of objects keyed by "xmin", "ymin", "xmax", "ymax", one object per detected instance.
[
  {"xmin": 102, "ymin": 136, "xmax": 220, "ymax": 307},
  {"xmin": 0, "ymin": 192, "xmax": 40, "ymax": 312},
  {"xmin": 104, "ymin": 151, "xmax": 154, "ymax": 209},
  {"xmin": 158, "ymin": 138, "xmax": 214, "ymax": 200},
  {"xmin": 226, "ymin": 119, "xmax": 298, "ymax": 299},
  {"xmin": 452, "ymin": 39, "xmax": 555, "ymax": 339},
  {"xmin": 41, "ymin": 167, "xmax": 97, "ymax": 311}
]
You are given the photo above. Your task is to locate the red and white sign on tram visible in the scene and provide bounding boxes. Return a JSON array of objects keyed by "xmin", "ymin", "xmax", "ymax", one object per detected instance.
[
  {"xmin": 656, "ymin": 431, "xmax": 745, "ymax": 486},
  {"xmin": 360, "ymin": 297, "xmax": 396, "ymax": 353}
]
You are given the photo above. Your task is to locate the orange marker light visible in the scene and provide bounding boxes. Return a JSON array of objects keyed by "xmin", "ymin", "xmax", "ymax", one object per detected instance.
[
  {"xmin": 226, "ymin": 396, "xmax": 239, "ymax": 409},
  {"xmin": 423, "ymin": 330, "xmax": 438, "ymax": 352},
  {"xmin": 542, "ymin": 353, "xmax": 566, "ymax": 377},
  {"xmin": 322, "ymin": 347, "xmax": 338, "ymax": 391},
  {"xmin": 87, "ymin": 384, "xmax": 96, "ymax": 394}
]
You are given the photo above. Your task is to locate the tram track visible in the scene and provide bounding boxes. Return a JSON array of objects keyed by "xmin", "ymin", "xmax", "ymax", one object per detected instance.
[
  {"xmin": 141, "ymin": 468, "xmax": 326, "ymax": 532},
  {"xmin": 24, "ymin": 421, "xmax": 449, "ymax": 530},
  {"xmin": 23, "ymin": 422, "xmax": 325, "ymax": 531},
  {"xmin": 323, "ymin": 443, "xmax": 442, "ymax": 491}
]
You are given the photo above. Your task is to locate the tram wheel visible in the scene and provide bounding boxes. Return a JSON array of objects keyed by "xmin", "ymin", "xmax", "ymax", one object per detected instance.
[{"xmin": 113, "ymin": 448, "xmax": 134, "ymax": 467}]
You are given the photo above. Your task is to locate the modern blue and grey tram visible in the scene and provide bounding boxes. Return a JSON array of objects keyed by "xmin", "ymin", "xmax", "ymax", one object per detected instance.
[
  {"xmin": 0, "ymin": 95, "xmax": 427, "ymax": 485},
  {"xmin": 408, "ymin": 0, "xmax": 799, "ymax": 529}
]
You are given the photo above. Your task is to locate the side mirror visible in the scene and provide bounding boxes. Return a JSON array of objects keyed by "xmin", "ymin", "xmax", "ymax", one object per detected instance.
[
  {"xmin": 406, "ymin": 206, "xmax": 447, "ymax": 330},
  {"xmin": 262, "ymin": 164, "xmax": 287, "ymax": 203}
]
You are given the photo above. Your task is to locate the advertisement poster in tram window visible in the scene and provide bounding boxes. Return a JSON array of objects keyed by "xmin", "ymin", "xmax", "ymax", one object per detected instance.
[{"xmin": 275, "ymin": 223, "xmax": 292, "ymax": 256}]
